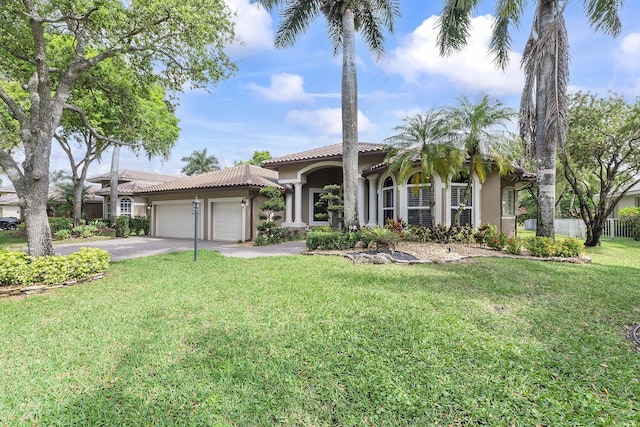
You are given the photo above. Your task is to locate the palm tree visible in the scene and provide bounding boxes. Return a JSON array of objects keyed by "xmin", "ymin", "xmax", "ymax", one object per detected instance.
[
  {"xmin": 251, "ymin": 0, "xmax": 400, "ymax": 229},
  {"xmin": 444, "ymin": 95, "xmax": 516, "ymax": 232},
  {"xmin": 436, "ymin": 0, "xmax": 623, "ymax": 237},
  {"xmin": 383, "ymin": 111, "xmax": 464, "ymax": 227},
  {"xmin": 180, "ymin": 148, "xmax": 221, "ymax": 176}
]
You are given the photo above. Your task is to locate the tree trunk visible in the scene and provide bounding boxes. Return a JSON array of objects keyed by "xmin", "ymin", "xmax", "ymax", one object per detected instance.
[
  {"xmin": 21, "ymin": 134, "xmax": 55, "ymax": 256},
  {"xmin": 341, "ymin": 8, "xmax": 359, "ymax": 229},
  {"xmin": 110, "ymin": 145, "xmax": 120, "ymax": 226},
  {"xmin": 535, "ymin": 0, "xmax": 556, "ymax": 238},
  {"xmin": 72, "ymin": 177, "xmax": 83, "ymax": 227}
]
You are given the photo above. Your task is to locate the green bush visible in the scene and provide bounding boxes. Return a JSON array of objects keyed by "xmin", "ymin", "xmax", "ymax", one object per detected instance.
[
  {"xmin": 49, "ymin": 217, "xmax": 73, "ymax": 233},
  {"xmin": 115, "ymin": 216, "xmax": 130, "ymax": 238},
  {"xmin": 361, "ymin": 226, "xmax": 401, "ymax": 252},
  {"xmin": 129, "ymin": 217, "xmax": 150, "ymax": 236},
  {"xmin": 486, "ymin": 230, "xmax": 508, "ymax": 251},
  {"xmin": 403, "ymin": 225, "xmax": 432, "ymax": 242},
  {"xmin": 0, "ymin": 247, "xmax": 110, "ymax": 287},
  {"xmin": 524, "ymin": 236, "xmax": 555, "ymax": 257},
  {"xmin": 474, "ymin": 223, "xmax": 496, "ymax": 246},
  {"xmin": 54, "ymin": 229, "xmax": 71, "ymax": 240},
  {"xmin": 620, "ymin": 207, "xmax": 640, "ymax": 240},
  {"xmin": 553, "ymin": 238, "xmax": 584, "ymax": 258},
  {"xmin": 306, "ymin": 230, "xmax": 360, "ymax": 250},
  {"xmin": 505, "ymin": 237, "xmax": 523, "ymax": 255}
]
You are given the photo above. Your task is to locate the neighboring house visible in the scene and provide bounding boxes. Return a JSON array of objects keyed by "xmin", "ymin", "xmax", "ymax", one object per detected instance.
[
  {"xmin": 136, "ymin": 164, "xmax": 281, "ymax": 242},
  {"xmin": 136, "ymin": 143, "xmax": 533, "ymax": 242},
  {"xmin": 87, "ymin": 169, "xmax": 183, "ymax": 218},
  {"xmin": 0, "ymin": 185, "xmax": 20, "ymax": 219},
  {"xmin": 47, "ymin": 186, "xmax": 104, "ymax": 220},
  {"xmin": 610, "ymin": 181, "xmax": 640, "ymax": 218}
]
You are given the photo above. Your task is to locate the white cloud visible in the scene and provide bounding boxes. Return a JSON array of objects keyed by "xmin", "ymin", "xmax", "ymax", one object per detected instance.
[
  {"xmin": 286, "ymin": 108, "xmax": 375, "ymax": 136},
  {"xmin": 247, "ymin": 73, "xmax": 313, "ymax": 103},
  {"xmin": 617, "ymin": 32, "xmax": 640, "ymax": 71},
  {"xmin": 384, "ymin": 15, "xmax": 523, "ymax": 96},
  {"xmin": 226, "ymin": 0, "xmax": 273, "ymax": 54}
]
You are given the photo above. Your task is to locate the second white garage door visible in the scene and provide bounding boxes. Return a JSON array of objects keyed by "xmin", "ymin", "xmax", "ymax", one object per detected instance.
[{"xmin": 213, "ymin": 202, "xmax": 242, "ymax": 241}]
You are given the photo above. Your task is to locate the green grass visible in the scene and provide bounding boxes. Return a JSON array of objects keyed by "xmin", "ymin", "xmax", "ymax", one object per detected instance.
[{"xmin": 0, "ymin": 240, "xmax": 639, "ymax": 425}]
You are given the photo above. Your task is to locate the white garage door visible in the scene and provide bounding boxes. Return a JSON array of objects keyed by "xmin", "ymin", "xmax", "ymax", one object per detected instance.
[
  {"xmin": 156, "ymin": 203, "xmax": 194, "ymax": 238},
  {"xmin": 213, "ymin": 202, "xmax": 242, "ymax": 241}
]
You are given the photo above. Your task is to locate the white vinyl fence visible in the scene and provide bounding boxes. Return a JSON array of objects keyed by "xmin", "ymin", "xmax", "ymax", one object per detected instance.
[{"xmin": 523, "ymin": 218, "xmax": 634, "ymax": 239}]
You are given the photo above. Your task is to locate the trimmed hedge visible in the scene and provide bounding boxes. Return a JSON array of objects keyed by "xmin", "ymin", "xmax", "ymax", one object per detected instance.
[
  {"xmin": 0, "ymin": 248, "xmax": 110, "ymax": 287},
  {"xmin": 306, "ymin": 230, "xmax": 361, "ymax": 250}
]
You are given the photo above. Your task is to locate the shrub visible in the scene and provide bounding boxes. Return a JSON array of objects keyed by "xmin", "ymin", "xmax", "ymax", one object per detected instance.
[
  {"xmin": 553, "ymin": 238, "xmax": 584, "ymax": 258},
  {"xmin": 306, "ymin": 230, "xmax": 360, "ymax": 250},
  {"xmin": 49, "ymin": 217, "xmax": 73, "ymax": 233},
  {"xmin": 524, "ymin": 236, "xmax": 555, "ymax": 257},
  {"xmin": 505, "ymin": 237, "xmax": 523, "ymax": 255},
  {"xmin": 620, "ymin": 207, "xmax": 640, "ymax": 240},
  {"xmin": 486, "ymin": 231, "xmax": 508, "ymax": 251},
  {"xmin": 115, "ymin": 215, "xmax": 130, "ymax": 238},
  {"xmin": 89, "ymin": 218, "xmax": 109, "ymax": 228},
  {"xmin": 361, "ymin": 226, "xmax": 401, "ymax": 253},
  {"xmin": 403, "ymin": 225, "xmax": 432, "ymax": 242},
  {"xmin": 54, "ymin": 229, "xmax": 71, "ymax": 240},
  {"xmin": 474, "ymin": 223, "xmax": 496, "ymax": 246},
  {"xmin": 385, "ymin": 217, "xmax": 407, "ymax": 236},
  {"xmin": 0, "ymin": 248, "xmax": 110, "ymax": 287}
]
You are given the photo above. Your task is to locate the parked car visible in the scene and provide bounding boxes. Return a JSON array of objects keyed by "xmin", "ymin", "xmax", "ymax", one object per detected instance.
[{"xmin": 0, "ymin": 217, "xmax": 21, "ymax": 230}]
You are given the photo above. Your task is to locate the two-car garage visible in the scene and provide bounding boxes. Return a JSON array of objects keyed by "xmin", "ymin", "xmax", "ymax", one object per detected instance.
[{"xmin": 154, "ymin": 199, "xmax": 243, "ymax": 242}]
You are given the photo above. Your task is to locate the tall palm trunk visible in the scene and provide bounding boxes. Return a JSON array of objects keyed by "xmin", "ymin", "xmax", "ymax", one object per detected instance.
[
  {"xmin": 109, "ymin": 145, "xmax": 120, "ymax": 227},
  {"xmin": 534, "ymin": 0, "xmax": 558, "ymax": 238},
  {"xmin": 341, "ymin": 8, "xmax": 359, "ymax": 229}
]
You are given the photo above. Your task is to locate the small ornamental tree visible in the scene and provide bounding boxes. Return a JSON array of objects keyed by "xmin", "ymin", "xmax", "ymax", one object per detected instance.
[
  {"xmin": 314, "ymin": 184, "xmax": 344, "ymax": 229},
  {"xmin": 256, "ymin": 187, "xmax": 286, "ymax": 244}
]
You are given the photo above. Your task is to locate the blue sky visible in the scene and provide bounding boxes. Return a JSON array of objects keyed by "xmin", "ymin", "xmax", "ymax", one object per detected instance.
[{"xmin": 51, "ymin": 0, "xmax": 640, "ymax": 178}]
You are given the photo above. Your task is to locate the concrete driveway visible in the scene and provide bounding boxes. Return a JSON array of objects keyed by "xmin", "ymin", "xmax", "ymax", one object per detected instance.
[{"xmin": 53, "ymin": 236, "xmax": 306, "ymax": 261}]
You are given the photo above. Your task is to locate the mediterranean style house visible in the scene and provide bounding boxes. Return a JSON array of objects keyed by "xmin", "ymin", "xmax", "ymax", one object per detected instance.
[
  {"xmin": 87, "ymin": 169, "xmax": 183, "ymax": 219},
  {"xmin": 136, "ymin": 143, "xmax": 534, "ymax": 242}
]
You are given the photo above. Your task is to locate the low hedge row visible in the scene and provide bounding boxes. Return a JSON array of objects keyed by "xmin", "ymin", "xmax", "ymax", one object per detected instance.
[
  {"xmin": 306, "ymin": 226, "xmax": 584, "ymax": 258},
  {"xmin": 0, "ymin": 248, "xmax": 110, "ymax": 287}
]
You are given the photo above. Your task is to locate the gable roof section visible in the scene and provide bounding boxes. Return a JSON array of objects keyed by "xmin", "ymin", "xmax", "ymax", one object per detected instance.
[
  {"xmin": 262, "ymin": 142, "xmax": 386, "ymax": 169},
  {"xmin": 136, "ymin": 164, "xmax": 281, "ymax": 194},
  {"xmin": 86, "ymin": 169, "xmax": 183, "ymax": 185}
]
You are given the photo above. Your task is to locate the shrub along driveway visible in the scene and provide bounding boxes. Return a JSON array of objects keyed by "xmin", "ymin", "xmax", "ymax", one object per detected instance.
[{"xmin": 53, "ymin": 236, "xmax": 306, "ymax": 260}]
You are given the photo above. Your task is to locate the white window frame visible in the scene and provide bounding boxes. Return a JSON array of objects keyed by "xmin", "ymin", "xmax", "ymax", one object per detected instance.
[
  {"xmin": 502, "ymin": 187, "xmax": 516, "ymax": 217},
  {"xmin": 308, "ymin": 188, "xmax": 329, "ymax": 226},
  {"xmin": 119, "ymin": 197, "xmax": 133, "ymax": 217},
  {"xmin": 450, "ymin": 183, "xmax": 474, "ymax": 226},
  {"xmin": 381, "ymin": 176, "xmax": 395, "ymax": 223},
  {"xmin": 406, "ymin": 173, "xmax": 432, "ymax": 227}
]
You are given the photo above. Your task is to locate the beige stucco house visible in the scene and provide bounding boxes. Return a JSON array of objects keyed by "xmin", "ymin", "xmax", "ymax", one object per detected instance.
[
  {"xmin": 0, "ymin": 185, "xmax": 20, "ymax": 218},
  {"xmin": 87, "ymin": 169, "xmax": 183, "ymax": 219},
  {"xmin": 134, "ymin": 143, "xmax": 533, "ymax": 242}
]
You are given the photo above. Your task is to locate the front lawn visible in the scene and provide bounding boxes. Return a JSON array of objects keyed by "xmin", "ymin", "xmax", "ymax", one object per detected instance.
[{"xmin": 0, "ymin": 240, "xmax": 638, "ymax": 425}]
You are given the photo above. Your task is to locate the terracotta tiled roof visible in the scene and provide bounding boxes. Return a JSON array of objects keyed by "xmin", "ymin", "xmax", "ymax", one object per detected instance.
[
  {"xmin": 0, "ymin": 193, "xmax": 19, "ymax": 204},
  {"xmin": 0, "ymin": 185, "xmax": 16, "ymax": 194},
  {"xmin": 135, "ymin": 164, "xmax": 281, "ymax": 194},
  {"xmin": 48, "ymin": 186, "xmax": 103, "ymax": 203},
  {"xmin": 86, "ymin": 169, "xmax": 183, "ymax": 184},
  {"xmin": 262, "ymin": 142, "xmax": 386, "ymax": 168},
  {"xmin": 94, "ymin": 181, "xmax": 146, "ymax": 196}
]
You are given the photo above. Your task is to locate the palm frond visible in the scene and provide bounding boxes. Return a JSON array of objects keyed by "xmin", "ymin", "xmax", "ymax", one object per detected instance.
[
  {"xmin": 274, "ymin": 0, "xmax": 323, "ymax": 49},
  {"xmin": 490, "ymin": 0, "xmax": 527, "ymax": 69},
  {"xmin": 584, "ymin": 0, "xmax": 623, "ymax": 36},
  {"xmin": 436, "ymin": 0, "xmax": 481, "ymax": 56}
]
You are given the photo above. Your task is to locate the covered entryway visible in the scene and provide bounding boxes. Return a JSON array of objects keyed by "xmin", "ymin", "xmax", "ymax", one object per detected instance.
[
  {"xmin": 212, "ymin": 201, "xmax": 242, "ymax": 241},
  {"xmin": 155, "ymin": 202, "xmax": 194, "ymax": 238}
]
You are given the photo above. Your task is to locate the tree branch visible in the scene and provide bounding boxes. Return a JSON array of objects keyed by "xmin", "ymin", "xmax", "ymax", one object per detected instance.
[{"xmin": 63, "ymin": 103, "xmax": 137, "ymax": 147}]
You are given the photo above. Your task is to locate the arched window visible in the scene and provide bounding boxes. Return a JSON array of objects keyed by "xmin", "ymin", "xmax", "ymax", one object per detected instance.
[
  {"xmin": 382, "ymin": 176, "xmax": 395, "ymax": 222},
  {"xmin": 120, "ymin": 197, "xmax": 132, "ymax": 217},
  {"xmin": 406, "ymin": 173, "xmax": 432, "ymax": 227}
]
